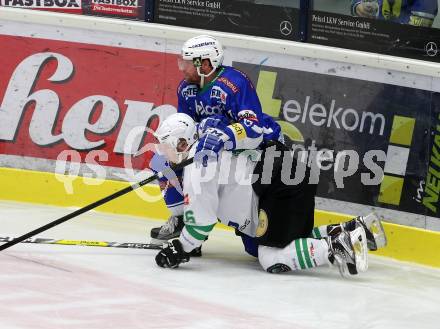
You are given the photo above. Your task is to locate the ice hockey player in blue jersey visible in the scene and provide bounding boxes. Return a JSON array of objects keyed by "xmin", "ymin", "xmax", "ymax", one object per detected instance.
[
  {"xmin": 177, "ymin": 34, "xmax": 283, "ymax": 151},
  {"xmin": 149, "ymin": 35, "xmax": 282, "ymax": 246},
  {"xmin": 351, "ymin": 0, "xmax": 438, "ymax": 27}
]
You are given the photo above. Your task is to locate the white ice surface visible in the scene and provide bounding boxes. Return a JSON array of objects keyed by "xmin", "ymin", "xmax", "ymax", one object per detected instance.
[{"xmin": 1, "ymin": 200, "xmax": 440, "ymax": 329}]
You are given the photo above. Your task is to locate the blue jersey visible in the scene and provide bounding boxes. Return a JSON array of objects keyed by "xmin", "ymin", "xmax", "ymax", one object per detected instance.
[
  {"xmin": 352, "ymin": 0, "xmax": 437, "ymax": 26},
  {"xmin": 177, "ymin": 66, "xmax": 282, "ymax": 148},
  {"xmin": 176, "ymin": 66, "xmax": 281, "ymax": 254},
  {"xmin": 152, "ymin": 66, "xmax": 282, "ymax": 222}
]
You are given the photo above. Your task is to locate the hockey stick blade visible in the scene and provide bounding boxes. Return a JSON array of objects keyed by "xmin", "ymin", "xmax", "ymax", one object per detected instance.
[{"xmin": 0, "ymin": 236, "xmax": 161, "ymax": 250}]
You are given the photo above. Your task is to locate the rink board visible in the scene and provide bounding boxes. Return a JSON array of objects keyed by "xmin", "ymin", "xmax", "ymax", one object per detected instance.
[
  {"xmin": 0, "ymin": 8, "xmax": 439, "ymax": 268},
  {"xmin": 1, "ymin": 166, "xmax": 439, "ymax": 268},
  {"xmin": 1, "ymin": 8, "xmax": 440, "ymax": 231}
]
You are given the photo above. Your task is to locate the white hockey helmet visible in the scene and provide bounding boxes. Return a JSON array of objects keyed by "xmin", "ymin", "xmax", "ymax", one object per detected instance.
[
  {"xmin": 181, "ymin": 35, "xmax": 224, "ymax": 69},
  {"xmin": 154, "ymin": 113, "xmax": 198, "ymax": 163},
  {"xmin": 180, "ymin": 35, "xmax": 224, "ymax": 87}
]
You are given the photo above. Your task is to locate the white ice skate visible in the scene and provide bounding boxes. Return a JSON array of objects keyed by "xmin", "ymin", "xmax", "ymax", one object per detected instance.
[
  {"xmin": 328, "ymin": 226, "xmax": 368, "ymax": 277},
  {"xmin": 344, "ymin": 213, "xmax": 387, "ymax": 251},
  {"xmin": 361, "ymin": 213, "xmax": 387, "ymax": 250}
]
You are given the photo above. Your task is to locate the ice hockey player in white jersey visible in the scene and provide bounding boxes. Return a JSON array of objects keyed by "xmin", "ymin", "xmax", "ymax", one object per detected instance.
[{"xmin": 153, "ymin": 113, "xmax": 387, "ymax": 277}]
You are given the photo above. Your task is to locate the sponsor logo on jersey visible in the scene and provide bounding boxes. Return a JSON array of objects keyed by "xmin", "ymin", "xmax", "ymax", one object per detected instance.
[
  {"xmin": 230, "ymin": 123, "xmax": 246, "ymax": 140},
  {"xmin": 195, "ymin": 100, "xmax": 223, "ymax": 116},
  {"xmin": 256, "ymin": 209, "xmax": 268, "ymax": 237},
  {"xmin": 237, "ymin": 110, "xmax": 258, "ymax": 122},
  {"xmin": 239, "ymin": 218, "xmax": 251, "ymax": 231},
  {"xmin": 218, "ymin": 77, "xmax": 239, "ymax": 94},
  {"xmin": 181, "ymin": 85, "xmax": 198, "ymax": 99},
  {"xmin": 210, "ymin": 86, "xmax": 227, "ymax": 104}
]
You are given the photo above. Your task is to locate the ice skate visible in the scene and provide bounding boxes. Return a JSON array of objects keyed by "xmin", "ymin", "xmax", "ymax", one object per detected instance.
[
  {"xmin": 150, "ymin": 215, "xmax": 202, "ymax": 256},
  {"xmin": 328, "ymin": 226, "xmax": 368, "ymax": 277},
  {"xmin": 150, "ymin": 215, "xmax": 184, "ymax": 245},
  {"xmin": 343, "ymin": 213, "xmax": 387, "ymax": 251}
]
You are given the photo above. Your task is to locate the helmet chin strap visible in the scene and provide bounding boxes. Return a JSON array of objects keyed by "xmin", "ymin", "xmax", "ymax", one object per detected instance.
[{"xmin": 196, "ymin": 66, "xmax": 216, "ymax": 88}]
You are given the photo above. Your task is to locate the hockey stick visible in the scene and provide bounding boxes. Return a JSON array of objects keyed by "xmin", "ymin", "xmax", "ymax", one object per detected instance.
[
  {"xmin": 0, "ymin": 157, "xmax": 193, "ymax": 252},
  {"xmin": 0, "ymin": 236, "xmax": 161, "ymax": 250}
]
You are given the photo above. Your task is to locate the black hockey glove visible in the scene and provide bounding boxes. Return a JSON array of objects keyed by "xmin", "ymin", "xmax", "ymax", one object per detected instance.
[{"xmin": 155, "ymin": 239, "xmax": 190, "ymax": 268}]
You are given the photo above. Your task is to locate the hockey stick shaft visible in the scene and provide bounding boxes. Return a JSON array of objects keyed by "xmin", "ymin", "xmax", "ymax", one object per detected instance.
[
  {"xmin": 0, "ymin": 236, "xmax": 161, "ymax": 250},
  {"xmin": 0, "ymin": 157, "xmax": 193, "ymax": 251}
]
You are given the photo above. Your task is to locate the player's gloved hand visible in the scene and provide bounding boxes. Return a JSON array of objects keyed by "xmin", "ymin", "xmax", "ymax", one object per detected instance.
[
  {"xmin": 197, "ymin": 115, "xmax": 230, "ymax": 137},
  {"xmin": 195, "ymin": 128, "xmax": 234, "ymax": 167},
  {"xmin": 155, "ymin": 239, "xmax": 190, "ymax": 268}
]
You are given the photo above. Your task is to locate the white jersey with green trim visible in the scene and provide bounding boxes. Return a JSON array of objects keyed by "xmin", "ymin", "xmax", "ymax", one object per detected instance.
[
  {"xmin": 177, "ymin": 145, "xmax": 352, "ymax": 276},
  {"xmin": 179, "ymin": 146, "xmax": 260, "ymax": 253}
]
